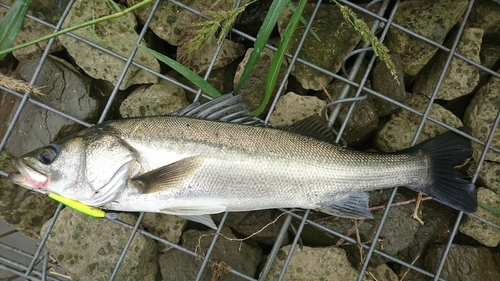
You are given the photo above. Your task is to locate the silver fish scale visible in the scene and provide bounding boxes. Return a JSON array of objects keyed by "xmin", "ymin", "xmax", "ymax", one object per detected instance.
[{"xmin": 103, "ymin": 116, "xmax": 430, "ymax": 212}]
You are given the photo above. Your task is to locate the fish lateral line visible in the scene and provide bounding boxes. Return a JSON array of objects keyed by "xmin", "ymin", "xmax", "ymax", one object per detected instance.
[{"xmin": 48, "ymin": 193, "xmax": 117, "ymax": 219}]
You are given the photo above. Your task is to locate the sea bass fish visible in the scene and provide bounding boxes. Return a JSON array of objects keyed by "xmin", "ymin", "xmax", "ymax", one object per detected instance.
[{"xmin": 8, "ymin": 93, "xmax": 477, "ymax": 228}]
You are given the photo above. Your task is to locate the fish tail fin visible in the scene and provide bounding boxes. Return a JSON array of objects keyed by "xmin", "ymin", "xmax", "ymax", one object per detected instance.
[{"xmin": 405, "ymin": 127, "xmax": 477, "ymax": 213}]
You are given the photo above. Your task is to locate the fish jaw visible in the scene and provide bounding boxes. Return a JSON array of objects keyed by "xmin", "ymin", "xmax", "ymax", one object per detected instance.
[{"xmin": 8, "ymin": 159, "xmax": 48, "ymax": 193}]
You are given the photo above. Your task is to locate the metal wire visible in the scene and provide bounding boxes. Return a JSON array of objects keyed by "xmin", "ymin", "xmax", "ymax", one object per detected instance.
[{"xmin": 1, "ymin": 0, "xmax": 500, "ymax": 281}]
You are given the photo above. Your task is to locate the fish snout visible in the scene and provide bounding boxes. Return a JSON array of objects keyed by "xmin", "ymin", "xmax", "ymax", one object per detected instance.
[{"xmin": 8, "ymin": 159, "xmax": 48, "ymax": 191}]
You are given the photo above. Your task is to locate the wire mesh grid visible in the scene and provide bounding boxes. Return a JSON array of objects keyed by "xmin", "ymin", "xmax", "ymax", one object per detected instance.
[{"xmin": 0, "ymin": 0, "xmax": 499, "ymax": 280}]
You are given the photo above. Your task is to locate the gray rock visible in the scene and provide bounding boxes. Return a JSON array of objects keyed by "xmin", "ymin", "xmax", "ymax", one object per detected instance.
[
  {"xmin": 5, "ymin": 56, "xmax": 101, "ymax": 157},
  {"xmin": 129, "ymin": 0, "xmax": 250, "ymax": 47},
  {"xmin": 212, "ymin": 210, "xmax": 289, "ymax": 245},
  {"xmin": 234, "ymin": 47, "xmax": 288, "ymax": 117},
  {"xmin": 375, "ymin": 94, "xmax": 463, "ymax": 152},
  {"xmin": 59, "ymin": 0, "xmax": 160, "ymax": 90},
  {"xmin": 385, "ymin": 0, "xmax": 468, "ymax": 78},
  {"xmin": 459, "ymin": 187, "xmax": 500, "ymax": 247},
  {"xmin": 178, "ymin": 37, "xmax": 245, "ymax": 75},
  {"xmin": 160, "ymin": 226, "xmax": 262, "ymax": 281},
  {"xmin": 264, "ymin": 245, "xmax": 369, "ymax": 281},
  {"xmin": 393, "ymin": 199, "xmax": 456, "ymax": 281},
  {"xmin": 141, "ymin": 213, "xmax": 187, "ymax": 253},
  {"xmin": 119, "ymin": 78, "xmax": 189, "ymax": 118},
  {"xmin": 277, "ymin": 4, "xmax": 361, "ymax": 90},
  {"xmin": 0, "ymin": 0, "xmax": 66, "ymax": 60},
  {"xmin": 464, "ymin": 160, "xmax": 500, "ymax": 195},
  {"xmin": 479, "ymin": 44, "xmax": 500, "ymax": 87},
  {"xmin": 413, "ymin": 28, "xmax": 483, "ymax": 100},
  {"xmin": 325, "ymin": 79, "xmax": 378, "ymax": 145},
  {"xmin": 464, "ymin": 73, "xmax": 500, "ymax": 162},
  {"xmin": 41, "ymin": 209, "xmax": 158, "ymax": 281},
  {"xmin": 268, "ymin": 92, "xmax": 325, "ymax": 126},
  {"xmin": 0, "ymin": 152, "xmax": 58, "ymax": 239},
  {"xmin": 372, "ymin": 53, "xmax": 406, "ymax": 116},
  {"xmin": 424, "ymin": 244, "xmax": 500, "ymax": 281},
  {"xmin": 469, "ymin": 0, "xmax": 500, "ymax": 44},
  {"xmin": 370, "ymin": 264, "xmax": 399, "ymax": 281}
]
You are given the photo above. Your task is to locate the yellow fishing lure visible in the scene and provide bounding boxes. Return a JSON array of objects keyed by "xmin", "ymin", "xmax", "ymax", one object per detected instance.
[{"xmin": 49, "ymin": 193, "xmax": 117, "ymax": 219}]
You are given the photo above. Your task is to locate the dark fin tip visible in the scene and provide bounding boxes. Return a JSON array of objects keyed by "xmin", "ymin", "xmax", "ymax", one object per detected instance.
[
  {"xmin": 409, "ymin": 127, "xmax": 477, "ymax": 213},
  {"xmin": 318, "ymin": 192, "xmax": 373, "ymax": 219}
]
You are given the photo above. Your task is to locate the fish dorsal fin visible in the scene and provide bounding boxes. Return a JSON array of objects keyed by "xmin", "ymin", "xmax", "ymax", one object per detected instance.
[
  {"xmin": 317, "ymin": 192, "xmax": 373, "ymax": 219},
  {"xmin": 281, "ymin": 115, "xmax": 338, "ymax": 144},
  {"xmin": 172, "ymin": 92, "xmax": 264, "ymax": 125},
  {"xmin": 132, "ymin": 156, "xmax": 204, "ymax": 194}
]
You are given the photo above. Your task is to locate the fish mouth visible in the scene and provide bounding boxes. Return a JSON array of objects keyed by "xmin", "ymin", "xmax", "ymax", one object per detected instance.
[{"xmin": 8, "ymin": 159, "xmax": 48, "ymax": 193}]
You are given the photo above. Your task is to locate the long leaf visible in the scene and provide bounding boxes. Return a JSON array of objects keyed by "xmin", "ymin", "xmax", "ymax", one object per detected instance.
[
  {"xmin": 287, "ymin": 2, "xmax": 320, "ymax": 42},
  {"xmin": 233, "ymin": 0, "xmax": 289, "ymax": 93},
  {"xmin": 251, "ymin": 0, "xmax": 307, "ymax": 116},
  {"xmin": 134, "ymin": 43, "xmax": 221, "ymax": 99},
  {"xmin": 0, "ymin": 0, "xmax": 32, "ymax": 60},
  {"xmin": 478, "ymin": 201, "xmax": 500, "ymax": 215}
]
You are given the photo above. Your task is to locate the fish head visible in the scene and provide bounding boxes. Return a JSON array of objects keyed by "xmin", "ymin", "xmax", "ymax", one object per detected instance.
[{"xmin": 9, "ymin": 128, "xmax": 140, "ymax": 206}]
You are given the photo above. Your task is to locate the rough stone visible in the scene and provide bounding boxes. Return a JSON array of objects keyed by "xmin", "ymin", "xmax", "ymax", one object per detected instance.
[
  {"xmin": 0, "ymin": 0, "xmax": 67, "ymax": 60},
  {"xmin": 325, "ymin": 79, "xmax": 378, "ymax": 145},
  {"xmin": 277, "ymin": 4, "xmax": 361, "ymax": 90},
  {"xmin": 469, "ymin": 0, "xmax": 500, "ymax": 44},
  {"xmin": 159, "ymin": 226, "xmax": 262, "ymax": 281},
  {"xmin": 119, "ymin": 78, "xmax": 189, "ymax": 118},
  {"xmin": 385, "ymin": 0, "xmax": 468, "ymax": 78},
  {"xmin": 459, "ymin": 187, "xmax": 500, "ymax": 247},
  {"xmin": 4, "ymin": 56, "xmax": 101, "ymax": 157},
  {"xmin": 413, "ymin": 28, "xmax": 483, "ymax": 100},
  {"xmin": 375, "ymin": 94, "xmax": 463, "ymax": 152},
  {"xmin": 464, "ymin": 73, "xmax": 500, "ymax": 162},
  {"xmin": 129, "ymin": 0, "xmax": 251, "ymax": 47},
  {"xmin": 370, "ymin": 264, "xmax": 399, "ymax": 281},
  {"xmin": 212, "ymin": 210, "xmax": 289, "ymax": 245},
  {"xmin": 264, "ymin": 245, "xmax": 369, "ymax": 281},
  {"xmin": 234, "ymin": 46, "xmax": 288, "ymax": 117},
  {"xmin": 0, "ymin": 152, "xmax": 58, "ymax": 239},
  {"xmin": 41, "ymin": 209, "xmax": 158, "ymax": 281},
  {"xmin": 393, "ymin": 198, "xmax": 457, "ymax": 281},
  {"xmin": 269, "ymin": 92, "xmax": 325, "ymax": 126},
  {"xmin": 464, "ymin": 160, "xmax": 500, "ymax": 195},
  {"xmin": 371, "ymin": 53, "xmax": 406, "ymax": 116},
  {"xmin": 177, "ymin": 37, "xmax": 245, "ymax": 75},
  {"xmin": 479, "ymin": 44, "xmax": 500, "ymax": 87},
  {"xmin": 424, "ymin": 244, "xmax": 500, "ymax": 281},
  {"xmin": 141, "ymin": 213, "xmax": 187, "ymax": 253},
  {"xmin": 59, "ymin": 0, "xmax": 160, "ymax": 90}
]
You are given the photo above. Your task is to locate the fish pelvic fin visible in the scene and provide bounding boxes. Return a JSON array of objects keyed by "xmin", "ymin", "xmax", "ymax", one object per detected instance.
[
  {"xmin": 132, "ymin": 156, "xmax": 204, "ymax": 194},
  {"xmin": 405, "ymin": 127, "xmax": 477, "ymax": 213},
  {"xmin": 317, "ymin": 192, "xmax": 373, "ymax": 219}
]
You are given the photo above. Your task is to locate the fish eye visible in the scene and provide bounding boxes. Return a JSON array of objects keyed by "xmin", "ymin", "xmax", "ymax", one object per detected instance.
[{"xmin": 38, "ymin": 145, "xmax": 59, "ymax": 164}]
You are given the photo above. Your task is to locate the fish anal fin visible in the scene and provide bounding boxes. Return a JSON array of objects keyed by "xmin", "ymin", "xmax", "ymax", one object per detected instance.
[
  {"xmin": 132, "ymin": 156, "xmax": 203, "ymax": 194},
  {"xmin": 160, "ymin": 206, "xmax": 227, "ymax": 229},
  {"xmin": 281, "ymin": 115, "xmax": 338, "ymax": 144},
  {"xmin": 317, "ymin": 192, "xmax": 373, "ymax": 219}
]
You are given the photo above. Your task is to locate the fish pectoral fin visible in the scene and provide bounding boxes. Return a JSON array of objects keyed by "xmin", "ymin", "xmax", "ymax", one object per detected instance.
[
  {"xmin": 132, "ymin": 156, "xmax": 204, "ymax": 194},
  {"xmin": 160, "ymin": 206, "xmax": 227, "ymax": 229},
  {"xmin": 317, "ymin": 192, "xmax": 373, "ymax": 220}
]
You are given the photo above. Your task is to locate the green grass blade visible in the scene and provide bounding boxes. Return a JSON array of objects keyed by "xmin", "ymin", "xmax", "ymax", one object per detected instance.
[
  {"xmin": 134, "ymin": 43, "xmax": 221, "ymax": 99},
  {"xmin": 251, "ymin": 0, "xmax": 307, "ymax": 116},
  {"xmin": 478, "ymin": 201, "xmax": 500, "ymax": 215},
  {"xmin": 0, "ymin": 0, "xmax": 32, "ymax": 60},
  {"xmin": 287, "ymin": 2, "xmax": 320, "ymax": 42},
  {"xmin": 234, "ymin": 0, "xmax": 290, "ymax": 93}
]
